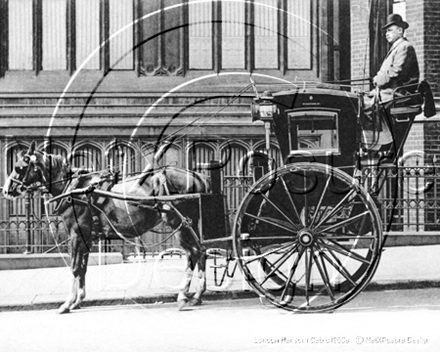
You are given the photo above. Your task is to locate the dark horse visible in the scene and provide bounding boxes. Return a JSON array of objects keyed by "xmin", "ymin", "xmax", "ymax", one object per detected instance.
[{"xmin": 2, "ymin": 142, "xmax": 210, "ymax": 313}]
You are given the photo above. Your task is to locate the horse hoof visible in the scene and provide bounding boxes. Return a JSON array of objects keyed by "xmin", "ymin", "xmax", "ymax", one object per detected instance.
[
  {"xmin": 57, "ymin": 306, "xmax": 70, "ymax": 314},
  {"xmin": 189, "ymin": 298, "xmax": 202, "ymax": 306},
  {"xmin": 177, "ymin": 299, "xmax": 189, "ymax": 311},
  {"xmin": 71, "ymin": 304, "xmax": 81, "ymax": 310}
]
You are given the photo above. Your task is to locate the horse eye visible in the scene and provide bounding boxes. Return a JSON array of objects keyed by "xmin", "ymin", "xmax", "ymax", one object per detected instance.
[{"xmin": 14, "ymin": 166, "xmax": 25, "ymax": 174}]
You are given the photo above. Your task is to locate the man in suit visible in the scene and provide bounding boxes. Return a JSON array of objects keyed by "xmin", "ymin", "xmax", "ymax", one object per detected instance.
[
  {"xmin": 373, "ymin": 14, "xmax": 419, "ymax": 102},
  {"xmin": 363, "ymin": 14, "xmax": 420, "ymax": 149}
]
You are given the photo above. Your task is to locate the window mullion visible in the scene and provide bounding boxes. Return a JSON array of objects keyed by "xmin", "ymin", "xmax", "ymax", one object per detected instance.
[
  {"xmin": 100, "ymin": 0, "xmax": 109, "ymax": 73},
  {"xmin": 246, "ymin": 0, "xmax": 254, "ymax": 73},
  {"xmin": 180, "ymin": 0, "xmax": 187, "ymax": 75},
  {"xmin": 33, "ymin": 0, "xmax": 43, "ymax": 75},
  {"xmin": 279, "ymin": 0, "xmax": 287, "ymax": 74},
  {"xmin": 0, "ymin": 0, "xmax": 8, "ymax": 78},
  {"xmin": 134, "ymin": 0, "xmax": 142, "ymax": 76},
  {"xmin": 213, "ymin": 0, "xmax": 221, "ymax": 73},
  {"xmin": 66, "ymin": 0, "xmax": 76, "ymax": 75}
]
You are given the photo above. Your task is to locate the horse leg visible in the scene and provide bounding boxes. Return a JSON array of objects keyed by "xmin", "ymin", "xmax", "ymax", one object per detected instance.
[
  {"xmin": 58, "ymin": 274, "xmax": 79, "ymax": 314},
  {"xmin": 58, "ymin": 232, "xmax": 91, "ymax": 314},
  {"xmin": 70, "ymin": 252, "xmax": 90, "ymax": 310},
  {"xmin": 177, "ymin": 251, "xmax": 195, "ymax": 311},
  {"xmin": 188, "ymin": 250, "xmax": 206, "ymax": 307}
]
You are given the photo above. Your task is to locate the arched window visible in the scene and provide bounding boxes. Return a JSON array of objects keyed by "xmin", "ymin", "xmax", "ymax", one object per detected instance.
[
  {"xmin": 40, "ymin": 143, "xmax": 68, "ymax": 215},
  {"xmin": 43, "ymin": 143, "xmax": 68, "ymax": 160},
  {"xmin": 72, "ymin": 144, "xmax": 102, "ymax": 171},
  {"xmin": 221, "ymin": 143, "xmax": 248, "ymax": 214},
  {"xmin": 6, "ymin": 144, "xmax": 28, "ymax": 174},
  {"xmin": 8, "ymin": 0, "xmax": 33, "ymax": 70},
  {"xmin": 188, "ymin": 0, "xmax": 213, "ymax": 69},
  {"xmin": 221, "ymin": 0, "xmax": 245, "ymax": 69},
  {"xmin": 42, "ymin": 0, "xmax": 67, "ymax": 70},
  {"xmin": 109, "ymin": 0, "xmax": 134, "ymax": 69},
  {"xmin": 106, "ymin": 143, "xmax": 136, "ymax": 177},
  {"xmin": 6, "ymin": 144, "xmax": 36, "ymax": 216},
  {"xmin": 76, "ymin": 0, "xmax": 100, "ymax": 69},
  {"xmin": 187, "ymin": 0, "xmax": 312, "ymax": 72},
  {"xmin": 187, "ymin": 141, "xmax": 215, "ymax": 174},
  {"xmin": 141, "ymin": 143, "xmax": 181, "ymax": 170},
  {"xmin": 157, "ymin": 144, "xmax": 181, "ymax": 168},
  {"xmin": 255, "ymin": 143, "xmax": 282, "ymax": 169},
  {"xmin": 254, "ymin": 0, "xmax": 278, "ymax": 69}
]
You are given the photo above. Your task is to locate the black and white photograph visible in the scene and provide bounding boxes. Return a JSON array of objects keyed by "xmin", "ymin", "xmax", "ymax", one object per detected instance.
[{"xmin": 0, "ymin": 0, "xmax": 439, "ymax": 351}]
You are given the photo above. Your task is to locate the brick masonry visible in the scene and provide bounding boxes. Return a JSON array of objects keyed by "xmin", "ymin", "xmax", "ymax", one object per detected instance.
[
  {"xmin": 351, "ymin": 0, "xmax": 440, "ymax": 158},
  {"xmin": 351, "ymin": 0, "xmax": 440, "ymax": 232},
  {"xmin": 350, "ymin": 0, "xmax": 371, "ymax": 86}
]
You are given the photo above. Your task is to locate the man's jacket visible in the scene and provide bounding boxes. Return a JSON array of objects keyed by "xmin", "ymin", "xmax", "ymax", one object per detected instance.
[{"xmin": 374, "ymin": 37, "xmax": 420, "ymax": 102}]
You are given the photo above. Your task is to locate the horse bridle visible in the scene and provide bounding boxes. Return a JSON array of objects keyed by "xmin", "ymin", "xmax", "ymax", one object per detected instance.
[{"xmin": 12, "ymin": 152, "xmax": 47, "ymax": 192}]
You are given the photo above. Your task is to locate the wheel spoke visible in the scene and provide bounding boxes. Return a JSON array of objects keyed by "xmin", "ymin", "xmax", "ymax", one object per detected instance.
[
  {"xmin": 259, "ymin": 243, "xmax": 299, "ymax": 286},
  {"xmin": 319, "ymin": 239, "xmax": 373, "ymax": 264},
  {"xmin": 243, "ymin": 242, "xmax": 295, "ymax": 265},
  {"xmin": 319, "ymin": 234, "xmax": 377, "ymax": 240},
  {"xmin": 315, "ymin": 211, "xmax": 370, "ymax": 235},
  {"xmin": 243, "ymin": 236, "xmax": 296, "ymax": 241},
  {"xmin": 234, "ymin": 163, "xmax": 382, "ymax": 312},
  {"xmin": 260, "ymin": 192, "xmax": 300, "ymax": 231},
  {"xmin": 314, "ymin": 189, "xmax": 356, "ymax": 229},
  {"xmin": 309, "ymin": 174, "xmax": 332, "ymax": 228},
  {"xmin": 280, "ymin": 176, "xmax": 303, "ymax": 225},
  {"xmin": 244, "ymin": 212, "xmax": 296, "ymax": 233},
  {"xmin": 311, "ymin": 204, "xmax": 331, "ymax": 231},
  {"xmin": 304, "ymin": 248, "xmax": 313, "ymax": 305},
  {"xmin": 313, "ymin": 244, "xmax": 335, "ymax": 300},
  {"xmin": 280, "ymin": 246, "xmax": 305, "ymax": 304},
  {"xmin": 318, "ymin": 246, "xmax": 357, "ymax": 287}
]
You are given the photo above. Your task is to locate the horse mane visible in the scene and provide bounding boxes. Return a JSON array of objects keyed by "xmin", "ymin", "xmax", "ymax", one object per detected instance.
[
  {"xmin": 35, "ymin": 151, "xmax": 66, "ymax": 170},
  {"xmin": 34, "ymin": 151, "xmax": 71, "ymax": 182},
  {"xmin": 50, "ymin": 154, "xmax": 66, "ymax": 170}
]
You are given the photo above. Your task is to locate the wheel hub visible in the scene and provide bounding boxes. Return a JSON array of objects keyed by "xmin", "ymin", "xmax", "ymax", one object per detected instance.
[{"xmin": 298, "ymin": 228, "xmax": 315, "ymax": 247}]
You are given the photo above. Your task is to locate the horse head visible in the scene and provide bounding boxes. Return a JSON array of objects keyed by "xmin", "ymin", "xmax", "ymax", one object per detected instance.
[{"xmin": 2, "ymin": 141, "xmax": 49, "ymax": 199}]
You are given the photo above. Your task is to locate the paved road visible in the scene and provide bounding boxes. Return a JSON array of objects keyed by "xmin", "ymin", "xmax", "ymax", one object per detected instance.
[
  {"xmin": 1, "ymin": 289, "xmax": 438, "ymax": 352},
  {"xmin": 2, "ymin": 245, "xmax": 440, "ymax": 311}
]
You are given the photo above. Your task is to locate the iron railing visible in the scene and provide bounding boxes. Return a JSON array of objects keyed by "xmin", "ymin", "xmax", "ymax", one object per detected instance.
[{"xmin": 1, "ymin": 164, "xmax": 440, "ymax": 255}]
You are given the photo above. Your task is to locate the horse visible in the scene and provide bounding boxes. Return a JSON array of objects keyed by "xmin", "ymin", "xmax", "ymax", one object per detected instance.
[{"xmin": 2, "ymin": 141, "xmax": 210, "ymax": 313}]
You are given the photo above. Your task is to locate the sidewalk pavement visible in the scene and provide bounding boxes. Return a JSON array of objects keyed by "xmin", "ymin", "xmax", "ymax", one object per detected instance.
[{"xmin": 1, "ymin": 245, "xmax": 440, "ymax": 312}]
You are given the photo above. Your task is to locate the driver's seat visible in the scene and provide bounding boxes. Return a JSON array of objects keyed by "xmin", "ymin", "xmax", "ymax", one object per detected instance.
[
  {"xmin": 385, "ymin": 80, "xmax": 435, "ymax": 159},
  {"xmin": 361, "ymin": 80, "xmax": 435, "ymax": 163}
]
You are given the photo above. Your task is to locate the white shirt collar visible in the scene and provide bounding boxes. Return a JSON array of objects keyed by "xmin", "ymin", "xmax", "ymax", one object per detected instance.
[{"xmin": 390, "ymin": 37, "xmax": 406, "ymax": 51}]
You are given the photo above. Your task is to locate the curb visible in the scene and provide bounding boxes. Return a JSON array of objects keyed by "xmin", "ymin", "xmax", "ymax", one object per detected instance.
[
  {"xmin": 365, "ymin": 279, "xmax": 440, "ymax": 292},
  {"xmin": 0, "ymin": 290, "xmax": 259, "ymax": 313},
  {"xmin": 1, "ymin": 280, "xmax": 439, "ymax": 312}
]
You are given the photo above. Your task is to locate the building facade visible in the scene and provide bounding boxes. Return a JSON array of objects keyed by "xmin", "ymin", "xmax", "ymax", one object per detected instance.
[{"xmin": 0, "ymin": 0, "xmax": 439, "ymax": 253}]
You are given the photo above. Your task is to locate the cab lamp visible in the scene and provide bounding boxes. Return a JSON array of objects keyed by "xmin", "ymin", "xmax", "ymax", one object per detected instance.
[{"xmin": 251, "ymin": 91, "xmax": 277, "ymax": 122}]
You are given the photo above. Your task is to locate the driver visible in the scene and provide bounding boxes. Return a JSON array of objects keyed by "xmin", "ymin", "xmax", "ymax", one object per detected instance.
[{"xmin": 363, "ymin": 14, "xmax": 420, "ymax": 150}]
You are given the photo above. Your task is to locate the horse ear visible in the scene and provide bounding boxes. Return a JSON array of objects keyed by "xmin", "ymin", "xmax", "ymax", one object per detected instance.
[{"xmin": 28, "ymin": 141, "xmax": 36, "ymax": 155}]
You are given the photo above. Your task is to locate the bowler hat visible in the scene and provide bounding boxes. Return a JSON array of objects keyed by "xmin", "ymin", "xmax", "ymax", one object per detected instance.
[{"xmin": 382, "ymin": 14, "xmax": 409, "ymax": 30}]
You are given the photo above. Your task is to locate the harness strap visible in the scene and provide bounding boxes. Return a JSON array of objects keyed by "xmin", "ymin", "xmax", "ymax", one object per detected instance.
[
  {"xmin": 53, "ymin": 169, "xmax": 83, "ymax": 215},
  {"xmin": 89, "ymin": 199, "xmax": 184, "ymax": 248},
  {"xmin": 167, "ymin": 202, "xmax": 203, "ymax": 251},
  {"xmin": 86, "ymin": 195, "xmax": 104, "ymax": 239},
  {"xmin": 60, "ymin": 192, "xmax": 185, "ymax": 249}
]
